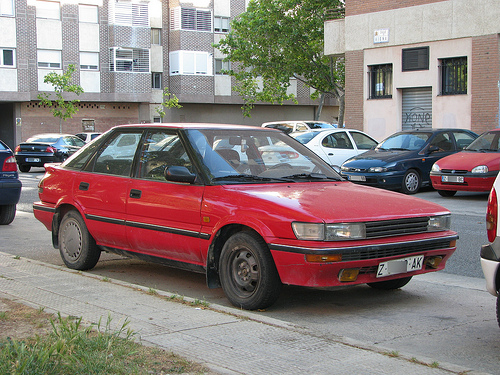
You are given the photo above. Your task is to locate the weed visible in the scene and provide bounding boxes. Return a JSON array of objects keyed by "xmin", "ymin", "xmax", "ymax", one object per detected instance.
[
  {"xmin": 147, "ymin": 287, "xmax": 158, "ymax": 295},
  {"xmin": 431, "ymin": 361, "xmax": 439, "ymax": 368}
]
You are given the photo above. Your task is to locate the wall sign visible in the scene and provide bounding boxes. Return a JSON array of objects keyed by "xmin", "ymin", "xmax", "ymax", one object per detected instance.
[{"xmin": 374, "ymin": 29, "xmax": 389, "ymax": 44}]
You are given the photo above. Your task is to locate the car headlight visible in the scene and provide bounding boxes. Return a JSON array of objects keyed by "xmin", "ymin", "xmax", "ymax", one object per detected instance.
[
  {"xmin": 292, "ymin": 222, "xmax": 366, "ymax": 241},
  {"xmin": 472, "ymin": 165, "xmax": 488, "ymax": 174},
  {"xmin": 431, "ymin": 163, "xmax": 440, "ymax": 172},
  {"xmin": 428, "ymin": 214, "xmax": 451, "ymax": 232},
  {"xmin": 368, "ymin": 166, "xmax": 387, "ymax": 172},
  {"xmin": 340, "ymin": 165, "xmax": 348, "ymax": 172}
]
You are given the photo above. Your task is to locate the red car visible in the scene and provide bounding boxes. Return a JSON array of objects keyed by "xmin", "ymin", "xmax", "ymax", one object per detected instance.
[
  {"xmin": 33, "ymin": 124, "xmax": 457, "ymax": 310},
  {"xmin": 430, "ymin": 129, "xmax": 500, "ymax": 197}
]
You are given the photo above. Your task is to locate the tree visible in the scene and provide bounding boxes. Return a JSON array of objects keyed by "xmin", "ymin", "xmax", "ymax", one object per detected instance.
[
  {"xmin": 37, "ymin": 64, "xmax": 84, "ymax": 133},
  {"xmin": 155, "ymin": 87, "xmax": 182, "ymax": 120},
  {"xmin": 214, "ymin": 0, "xmax": 345, "ymax": 124}
]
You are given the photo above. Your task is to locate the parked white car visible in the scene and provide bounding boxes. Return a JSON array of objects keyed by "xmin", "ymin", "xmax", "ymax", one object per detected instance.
[
  {"xmin": 261, "ymin": 121, "xmax": 336, "ymax": 134},
  {"xmin": 291, "ymin": 129, "xmax": 378, "ymax": 168},
  {"xmin": 75, "ymin": 132, "xmax": 101, "ymax": 143},
  {"xmin": 481, "ymin": 172, "xmax": 500, "ymax": 327}
]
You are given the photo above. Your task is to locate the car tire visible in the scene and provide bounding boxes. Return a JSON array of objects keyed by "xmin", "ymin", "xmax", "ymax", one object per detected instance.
[
  {"xmin": 0, "ymin": 204, "xmax": 16, "ymax": 225},
  {"xmin": 367, "ymin": 276, "xmax": 412, "ymax": 290},
  {"xmin": 219, "ymin": 231, "xmax": 282, "ymax": 310},
  {"xmin": 19, "ymin": 165, "xmax": 30, "ymax": 173},
  {"xmin": 401, "ymin": 169, "xmax": 421, "ymax": 194},
  {"xmin": 497, "ymin": 295, "xmax": 500, "ymax": 328},
  {"xmin": 438, "ymin": 190, "xmax": 457, "ymax": 197},
  {"xmin": 59, "ymin": 210, "xmax": 101, "ymax": 270}
]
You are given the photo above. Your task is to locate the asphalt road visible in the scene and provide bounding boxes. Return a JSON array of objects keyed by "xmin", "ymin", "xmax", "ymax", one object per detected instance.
[{"xmin": 3, "ymin": 169, "xmax": 498, "ymax": 374}]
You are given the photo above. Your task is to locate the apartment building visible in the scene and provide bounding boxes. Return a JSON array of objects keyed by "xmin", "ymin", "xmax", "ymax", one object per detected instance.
[
  {"xmin": 324, "ymin": 0, "xmax": 500, "ymax": 141},
  {"xmin": 0, "ymin": 0, "xmax": 337, "ymax": 149}
]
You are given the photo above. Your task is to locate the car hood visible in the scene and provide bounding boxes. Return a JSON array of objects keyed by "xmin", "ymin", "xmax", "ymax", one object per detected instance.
[
  {"xmin": 435, "ymin": 151, "xmax": 500, "ymax": 171},
  {"xmin": 210, "ymin": 181, "xmax": 449, "ymax": 224},
  {"xmin": 342, "ymin": 149, "xmax": 417, "ymax": 167}
]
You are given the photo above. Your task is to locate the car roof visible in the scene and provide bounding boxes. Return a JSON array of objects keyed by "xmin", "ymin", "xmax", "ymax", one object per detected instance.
[
  {"xmin": 262, "ymin": 121, "xmax": 331, "ymax": 126},
  {"xmin": 111, "ymin": 123, "xmax": 276, "ymax": 132}
]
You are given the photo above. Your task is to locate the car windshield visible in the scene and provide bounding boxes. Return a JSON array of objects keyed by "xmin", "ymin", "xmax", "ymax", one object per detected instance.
[
  {"xmin": 376, "ymin": 132, "xmax": 430, "ymax": 151},
  {"xmin": 291, "ymin": 131, "xmax": 322, "ymax": 144},
  {"xmin": 305, "ymin": 122, "xmax": 334, "ymax": 130},
  {"xmin": 185, "ymin": 128, "xmax": 341, "ymax": 183},
  {"xmin": 466, "ymin": 131, "xmax": 500, "ymax": 152}
]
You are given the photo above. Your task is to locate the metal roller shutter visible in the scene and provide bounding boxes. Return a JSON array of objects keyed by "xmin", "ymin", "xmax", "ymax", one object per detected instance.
[{"xmin": 402, "ymin": 87, "xmax": 432, "ymax": 131}]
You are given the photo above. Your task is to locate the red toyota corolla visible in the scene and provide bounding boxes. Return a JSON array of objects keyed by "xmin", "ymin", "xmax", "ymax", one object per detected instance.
[
  {"xmin": 430, "ymin": 129, "xmax": 500, "ymax": 197},
  {"xmin": 33, "ymin": 124, "xmax": 457, "ymax": 309}
]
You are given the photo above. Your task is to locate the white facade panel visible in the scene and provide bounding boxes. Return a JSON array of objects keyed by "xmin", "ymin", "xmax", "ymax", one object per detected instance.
[
  {"xmin": 150, "ymin": 45, "xmax": 163, "ymax": 71},
  {"xmin": 80, "ymin": 71, "xmax": 101, "ymax": 93},
  {"xmin": 0, "ymin": 17, "xmax": 16, "ymax": 47},
  {"xmin": 79, "ymin": 23, "xmax": 100, "ymax": 52},
  {"xmin": 36, "ymin": 19, "xmax": 62, "ymax": 50},
  {"xmin": 215, "ymin": 75, "xmax": 231, "ymax": 96},
  {"xmin": 0, "ymin": 68, "xmax": 17, "ymax": 91},
  {"xmin": 214, "ymin": 0, "xmax": 230, "ymax": 17},
  {"xmin": 38, "ymin": 69, "xmax": 61, "ymax": 91}
]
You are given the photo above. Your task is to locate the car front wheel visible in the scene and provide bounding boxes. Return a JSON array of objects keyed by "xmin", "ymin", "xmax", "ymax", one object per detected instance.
[
  {"xmin": 367, "ymin": 276, "xmax": 412, "ymax": 290},
  {"xmin": 219, "ymin": 231, "xmax": 282, "ymax": 310},
  {"xmin": 59, "ymin": 210, "xmax": 101, "ymax": 270},
  {"xmin": 401, "ymin": 169, "xmax": 421, "ymax": 194},
  {"xmin": 438, "ymin": 190, "xmax": 457, "ymax": 197}
]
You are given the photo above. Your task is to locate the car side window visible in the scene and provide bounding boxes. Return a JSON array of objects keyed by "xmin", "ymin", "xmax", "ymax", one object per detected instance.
[
  {"xmin": 322, "ymin": 132, "xmax": 353, "ymax": 149},
  {"xmin": 93, "ymin": 132, "xmax": 142, "ymax": 176},
  {"xmin": 139, "ymin": 131, "xmax": 193, "ymax": 181},
  {"xmin": 453, "ymin": 131, "xmax": 476, "ymax": 150},
  {"xmin": 430, "ymin": 133, "xmax": 453, "ymax": 152},
  {"xmin": 351, "ymin": 132, "xmax": 377, "ymax": 150}
]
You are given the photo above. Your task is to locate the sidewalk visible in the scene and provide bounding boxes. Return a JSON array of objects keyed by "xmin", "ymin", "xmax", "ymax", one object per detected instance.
[{"xmin": 0, "ymin": 251, "xmax": 489, "ymax": 375}]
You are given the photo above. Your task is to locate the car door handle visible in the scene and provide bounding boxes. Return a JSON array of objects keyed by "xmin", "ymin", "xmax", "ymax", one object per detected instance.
[
  {"xmin": 79, "ymin": 182, "xmax": 90, "ymax": 191},
  {"xmin": 130, "ymin": 189, "xmax": 142, "ymax": 199}
]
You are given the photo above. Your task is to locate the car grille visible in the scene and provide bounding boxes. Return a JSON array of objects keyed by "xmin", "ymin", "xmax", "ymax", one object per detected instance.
[
  {"xmin": 341, "ymin": 238, "xmax": 451, "ymax": 262},
  {"xmin": 440, "ymin": 169, "xmax": 467, "ymax": 174},
  {"xmin": 365, "ymin": 217, "xmax": 429, "ymax": 238}
]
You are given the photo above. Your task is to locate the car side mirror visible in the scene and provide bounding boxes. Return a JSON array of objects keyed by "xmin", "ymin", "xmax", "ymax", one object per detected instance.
[{"xmin": 165, "ymin": 166, "xmax": 196, "ymax": 184}]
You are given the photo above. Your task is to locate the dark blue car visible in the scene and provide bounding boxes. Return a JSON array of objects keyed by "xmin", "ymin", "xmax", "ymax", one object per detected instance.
[
  {"xmin": 340, "ymin": 129, "xmax": 478, "ymax": 194},
  {"xmin": 0, "ymin": 140, "xmax": 21, "ymax": 224}
]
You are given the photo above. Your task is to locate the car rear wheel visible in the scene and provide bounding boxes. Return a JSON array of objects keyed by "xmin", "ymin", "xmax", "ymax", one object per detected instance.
[
  {"xmin": 0, "ymin": 204, "xmax": 16, "ymax": 225},
  {"xmin": 19, "ymin": 165, "xmax": 30, "ymax": 173},
  {"xmin": 219, "ymin": 231, "xmax": 282, "ymax": 310},
  {"xmin": 401, "ymin": 169, "xmax": 421, "ymax": 194},
  {"xmin": 59, "ymin": 210, "xmax": 100, "ymax": 270},
  {"xmin": 367, "ymin": 276, "xmax": 412, "ymax": 290},
  {"xmin": 497, "ymin": 295, "xmax": 500, "ymax": 327},
  {"xmin": 438, "ymin": 190, "xmax": 457, "ymax": 197}
]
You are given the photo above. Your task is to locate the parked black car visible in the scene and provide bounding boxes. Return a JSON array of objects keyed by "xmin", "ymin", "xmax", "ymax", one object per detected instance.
[
  {"xmin": 340, "ymin": 128, "xmax": 478, "ymax": 194},
  {"xmin": 15, "ymin": 133, "xmax": 85, "ymax": 172},
  {"xmin": 0, "ymin": 140, "xmax": 21, "ymax": 224}
]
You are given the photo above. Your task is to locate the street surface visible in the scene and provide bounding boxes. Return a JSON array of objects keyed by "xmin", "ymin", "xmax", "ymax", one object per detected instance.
[{"xmin": 2, "ymin": 168, "xmax": 498, "ymax": 374}]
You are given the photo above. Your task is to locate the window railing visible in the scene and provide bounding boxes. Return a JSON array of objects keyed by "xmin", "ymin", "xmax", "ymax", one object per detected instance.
[{"xmin": 440, "ymin": 57, "xmax": 467, "ymax": 95}]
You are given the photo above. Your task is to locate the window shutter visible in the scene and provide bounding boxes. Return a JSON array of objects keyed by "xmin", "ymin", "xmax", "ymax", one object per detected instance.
[{"xmin": 402, "ymin": 47, "xmax": 429, "ymax": 71}]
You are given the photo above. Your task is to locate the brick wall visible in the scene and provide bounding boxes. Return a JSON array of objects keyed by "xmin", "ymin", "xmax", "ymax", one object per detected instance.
[
  {"xmin": 344, "ymin": 50, "xmax": 364, "ymax": 130},
  {"xmin": 471, "ymin": 34, "xmax": 500, "ymax": 133},
  {"xmin": 346, "ymin": 0, "xmax": 447, "ymax": 17}
]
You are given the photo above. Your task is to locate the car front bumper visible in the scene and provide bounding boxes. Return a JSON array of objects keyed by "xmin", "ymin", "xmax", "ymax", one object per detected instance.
[
  {"xmin": 340, "ymin": 171, "xmax": 405, "ymax": 190},
  {"xmin": 481, "ymin": 237, "xmax": 500, "ymax": 296},
  {"xmin": 431, "ymin": 173, "xmax": 496, "ymax": 192}
]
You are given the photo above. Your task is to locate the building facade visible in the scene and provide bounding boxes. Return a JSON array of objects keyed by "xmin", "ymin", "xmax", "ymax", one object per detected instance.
[
  {"xmin": 0, "ymin": 0, "xmax": 337, "ymax": 149},
  {"xmin": 324, "ymin": 0, "xmax": 500, "ymax": 141}
]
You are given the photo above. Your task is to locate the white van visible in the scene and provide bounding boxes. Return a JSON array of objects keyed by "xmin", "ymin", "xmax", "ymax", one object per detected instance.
[{"xmin": 261, "ymin": 121, "xmax": 336, "ymax": 135}]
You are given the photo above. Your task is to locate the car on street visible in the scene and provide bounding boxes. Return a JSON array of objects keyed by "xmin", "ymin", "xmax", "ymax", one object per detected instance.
[
  {"xmin": 261, "ymin": 120, "xmax": 336, "ymax": 134},
  {"xmin": 481, "ymin": 172, "xmax": 500, "ymax": 327},
  {"xmin": 430, "ymin": 129, "xmax": 500, "ymax": 196},
  {"xmin": 291, "ymin": 129, "xmax": 378, "ymax": 168},
  {"xmin": 340, "ymin": 128, "xmax": 478, "ymax": 194},
  {"xmin": 14, "ymin": 133, "xmax": 85, "ymax": 172},
  {"xmin": 75, "ymin": 132, "xmax": 101, "ymax": 143},
  {"xmin": 33, "ymin": 123, "xmax": 458, "ymax": 310},
  {"xmin": 0, "ymin": 140, "xmax": 21, "ymax": 225}
]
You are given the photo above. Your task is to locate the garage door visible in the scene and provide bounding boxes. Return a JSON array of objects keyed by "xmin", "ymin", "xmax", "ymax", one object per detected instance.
[{"xmin": 402, "ymin": 87, "xmax": 432, "ymax": 131}]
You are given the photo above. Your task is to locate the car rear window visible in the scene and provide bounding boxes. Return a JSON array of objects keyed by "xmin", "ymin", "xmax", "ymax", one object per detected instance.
[{"xmin": 27, "ymin": 136, "xmax": 59, "ymax": 143}]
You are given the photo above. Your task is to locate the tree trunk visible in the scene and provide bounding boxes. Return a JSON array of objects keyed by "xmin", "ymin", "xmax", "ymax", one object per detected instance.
[
  {"xmin": 315, "ymin": 92, "xmax": 325, "ymax": 121},
  {"xmin": 337, "ymin": 93, "xmax": 345, "ymax": 127}
]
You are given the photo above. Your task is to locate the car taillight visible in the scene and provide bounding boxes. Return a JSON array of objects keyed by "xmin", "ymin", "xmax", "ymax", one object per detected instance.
[
  {"xmin": 45, "ymin": 146, "xmax": 56, "ymax": 153},
  {"xmin": 14, "ymin": 145, "xmax": 20, "ymax": 153},
  {"xmin": 486, "ymin": 187, "xmax": 498, "ymax": 243},
  {"xmin": 279, "ymin": 151, "xmax": 299, "ymax": 159},
  {"xmin": 2, "ymin": 155, "xmax": 18, "ymax": 172}
]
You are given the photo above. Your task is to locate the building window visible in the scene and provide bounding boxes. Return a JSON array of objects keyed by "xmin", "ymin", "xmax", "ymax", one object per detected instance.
[
  {"xmin": 37, "ymin": 49, "xmax": 61, "ymax": 68},
  {"xmin": 0, "ymin": 48, "xmax": 15, "ymax": 67},
  {"xmin": 79, "ymin": 4, "xmax": 98, "ymax": 23},
  {"xmin": 151, "ymin": 28, "xmax": 161, "ymax": 45},
  {"xmin": 152, "ymin": 72, "xmax": 162, "ymax": 88},
  {"xmin": 153, "ymin": 117, "xmax": 161, "ymax": 123},
  {"xmin": 215, "ymin": 59, "xmax": 230, "ymax": 75},
  {"xmin": 369, "ymin": 64, "xmax": 392, "ymax": 99},
  {"xmin": 440, "ymin": 57, "xmax": 467, "ymax": 95},
  {"xmin": 170, "ymin": 51, "xmax": 211, "ymax": 75},
  {"xmin": 112, "ymin": 1, "xmax": 149, "ymax": 27},
  {"xmin": 170, "ymin": 8, "xmax": 212, "ymax": 32},
  {"xmin": 36, "ymin": 0, "xmax": 60, "ymax": 20},
  {"xmin": 402, "ymin": 46, "xmax": 429, "ymax": 71},
  {"xmin": 0, "ymin": 0, "xmax": 15, "ymax": 16},
  {"xmin": 110, "ymin": 47, "xmax": 150, "ymax": 72},
  {"xmin": 214, "ymin": 16, "xmax": 229, "ymax": 32},
  {"xmin": 80, "ymin": 52, "xmax": 99, "ymax": 70}
]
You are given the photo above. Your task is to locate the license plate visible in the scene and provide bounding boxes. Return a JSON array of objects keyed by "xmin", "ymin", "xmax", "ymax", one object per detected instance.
[
  {"xmin": 26, "ymin": 158, "xmax": 40, "ymax": 163},
  {"xmin": 442, "ymin": 175, "xmax": 464, "ymax": 183},
  {"xmin": 376, "ymin": 255, "xmax": 424, "ymax": 278},
  {"xmin": 349, "ymin": 175, "xmax": 366, "ymax": 182}
]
